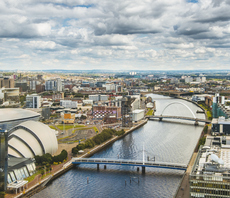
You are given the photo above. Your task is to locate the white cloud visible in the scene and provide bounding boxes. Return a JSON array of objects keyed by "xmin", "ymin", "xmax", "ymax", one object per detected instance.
[
  {"xmin": 1, "ymin": 0, "xmax": 230, "ymax": 70},
  {"xmin": 28, "ymin": 41, "xmax": 56, "ymax": 49}
]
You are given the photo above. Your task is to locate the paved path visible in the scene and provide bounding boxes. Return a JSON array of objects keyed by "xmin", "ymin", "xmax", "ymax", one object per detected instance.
[{"xmin": 175, "ymin": 152, "xmax": 197, "ymax": 198}]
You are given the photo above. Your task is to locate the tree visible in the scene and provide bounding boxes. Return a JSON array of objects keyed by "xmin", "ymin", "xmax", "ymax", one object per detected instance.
[
  {"xmin": 72, "ymin": 147, "xmax": 78, "ymax": 155},
  {"xmin": 80, "ymin": 115, "xmax": 87, "ymax": 120}
]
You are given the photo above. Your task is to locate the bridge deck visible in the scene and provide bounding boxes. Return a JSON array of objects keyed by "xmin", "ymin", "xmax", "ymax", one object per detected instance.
[
  {"xmin": 72, "ymin": 158, "xmax": 187, "ymax": 171},
  {"xmin": 148, "ymin": 115, "xmax": 210, "ymax": 123}
]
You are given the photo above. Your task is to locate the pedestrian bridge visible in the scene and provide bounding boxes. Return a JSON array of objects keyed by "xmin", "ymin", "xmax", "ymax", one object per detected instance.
[
  {"xmin": 147, "ymin": 115, "xmax": 211, "ymax": 124},
  {"xmin": 72, "ymin": 158, "xmax": 187, "ymax": 172}
]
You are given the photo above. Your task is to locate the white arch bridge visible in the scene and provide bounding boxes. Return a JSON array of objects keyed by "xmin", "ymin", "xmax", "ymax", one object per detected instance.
[{"xmin": 147, "ymin": 102, "xmax": 211, "ymax": 125}]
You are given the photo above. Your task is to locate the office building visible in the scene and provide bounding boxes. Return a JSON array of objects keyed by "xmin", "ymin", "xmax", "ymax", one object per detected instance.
[
  {"xmin": 190, "ymin": 145, "xmax": 230, "ymax": 197},
  {"xmin": 26, "ymin": 94, "xmax": 41, "ymax": 109}
]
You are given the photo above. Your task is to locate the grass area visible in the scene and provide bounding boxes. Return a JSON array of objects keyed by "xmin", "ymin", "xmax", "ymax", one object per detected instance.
[
  {"xmin": 146, "ymin": 109, "xmax": 154, "ymax": 116},
  {"xmin": 49, "ymin": 125, "xmax": 56, "ymax": 130},
  {"xmin": 58, "ymin": 126, "xmax": 98, "ymax": 141},
  {"xmin": 199, "ymin": 103, "xmax": 212, "ymax": 120},
  {"xmin": 25, "ymin": 170, "xmax": 42, "ymax": 182},
  {"xmin": 56, "ymin": 124, "xmax": 85, "ymax": 130}
]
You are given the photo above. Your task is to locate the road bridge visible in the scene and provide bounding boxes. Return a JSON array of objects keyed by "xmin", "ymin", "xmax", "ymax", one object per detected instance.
[
  {"xmin": 72, "ymin": 158, "xmax": 187, "ymax": 173},
  {"xmin": 147, "ymin": 101, "xmax": 211, "ymax": 125}
]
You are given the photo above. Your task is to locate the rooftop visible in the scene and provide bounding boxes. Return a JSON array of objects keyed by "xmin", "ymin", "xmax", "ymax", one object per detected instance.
[{"xmin": 0, "ymin": 108, "xmax": 40, "ymax": 123}]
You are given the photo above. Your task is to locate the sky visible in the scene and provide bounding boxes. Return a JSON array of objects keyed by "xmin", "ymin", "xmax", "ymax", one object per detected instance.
[{"xmin": 1, "ymin": 0, "xmax": 230, "ymax": 71}]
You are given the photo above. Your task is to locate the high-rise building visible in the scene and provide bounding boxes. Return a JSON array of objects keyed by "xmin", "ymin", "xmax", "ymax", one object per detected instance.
[
  {"xmin": 45, "ymin": 80, "xmax": 56, "ymax": 91},
  {"xmin": 56, "ymin": 78, "xmax": 62, "ymax": 92},
  {"xmin": 0, "ymin": 77, "xmax": 14, "ymax": 88},
  {"xmin": 45, "ymin": 79, "xmax": 62, "ymax": 91}
]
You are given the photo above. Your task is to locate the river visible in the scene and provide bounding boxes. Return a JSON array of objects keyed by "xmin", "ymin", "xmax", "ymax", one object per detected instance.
[{"xmin": 32, "ymin": 94, "xmax": 205, "ymax": 198}]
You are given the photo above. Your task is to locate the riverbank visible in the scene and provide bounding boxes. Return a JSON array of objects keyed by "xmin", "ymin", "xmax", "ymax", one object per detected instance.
[{"xmin": 10, "ymin": 119, "xmax": 147, "ymax": 198}]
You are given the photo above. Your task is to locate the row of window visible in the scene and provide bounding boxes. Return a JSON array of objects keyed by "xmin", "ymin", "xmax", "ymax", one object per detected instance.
[
  {"xmin": 191, "ymin": 188, "xmax": 230, "ymax": 196},
  {"xmin": 191, "ymin": 192, "xmax": 230, "ymax": 198},
  {"xmin": 7, "ymin": 163, "xmax": 35, "ymax": 184},
  {"xmin": 191, "ymin": 182, "xmax": 230, "ymax": 189}
]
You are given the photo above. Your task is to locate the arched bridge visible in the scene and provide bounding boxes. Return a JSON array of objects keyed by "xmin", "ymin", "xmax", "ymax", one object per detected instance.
[{"xmin": 147, "ymin": 102, "xmax": 211, "ymax": 125}]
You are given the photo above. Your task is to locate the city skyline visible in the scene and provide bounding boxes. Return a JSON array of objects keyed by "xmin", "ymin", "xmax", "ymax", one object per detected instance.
[{"xmin": 1, "ymin": 0, "xmax": 230, "ymax": 70}]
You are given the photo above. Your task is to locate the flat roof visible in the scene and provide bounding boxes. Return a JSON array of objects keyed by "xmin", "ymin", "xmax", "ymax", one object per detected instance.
[{"xmin": 133, "ymin": 109, "xmax": 145, "ymax": 113}]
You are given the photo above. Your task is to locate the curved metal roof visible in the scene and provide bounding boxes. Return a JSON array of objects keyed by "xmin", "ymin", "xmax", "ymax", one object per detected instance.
[
  {"xmin": 8, "ymin": 121, "xmax": 58, "ymax": 158},
  {"xmin": 0, "ymin": 108, "xmax": 40, "ymax": 123}
]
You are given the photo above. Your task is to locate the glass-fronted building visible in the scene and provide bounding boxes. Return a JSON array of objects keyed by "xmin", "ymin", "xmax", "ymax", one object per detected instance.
[{"xmin": 7, "ymin": 157, "xmax": 36, "ymax": 184}]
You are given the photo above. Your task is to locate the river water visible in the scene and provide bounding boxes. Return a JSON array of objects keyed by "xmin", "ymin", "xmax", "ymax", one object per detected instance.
[{"xmin": 33, "ymin": 95, "xmax": 205, "ymax": 198}]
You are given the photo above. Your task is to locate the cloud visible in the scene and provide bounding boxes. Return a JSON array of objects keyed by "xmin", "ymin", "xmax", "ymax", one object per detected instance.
[{"xmin": 0, "ymin": 0, "xmax": 230, "ymax": 70}]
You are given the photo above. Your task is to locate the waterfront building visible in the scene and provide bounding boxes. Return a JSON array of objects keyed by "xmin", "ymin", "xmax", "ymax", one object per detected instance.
[
  {"xmin": 0, "ymin": 130, "xmax": 8, "ymax": 191},
  {"xmin": 132, "ymin": 109, "xmax": 145, "ymax": 122},
  {"xmin": 212, "ymin": 117, "xmax": 230, "ymax": 135},
  {"xmin": 190, "ymin": 145, "xmax": 230, "ymax": 198},
  {"xmin": 0, "ymin": 109, "xmax": 40, "ymax": 130},
  {"xmin": 131, "ymin": 95, "xmax": 141, "ymax": 111},
  {"xmin": 8, "ymin": 157, "xmax": 36, "ymax": 184},
  {"xmin": 0, "ymin": 109, "xmax": 57, "ymax": 191},
  {"xmin": 8, "ymin": 120, "xmax": 58, "ymax": 158},
  {"xmin": 212, "ymin": 93, "xmax": 229, "ymax": 118}
]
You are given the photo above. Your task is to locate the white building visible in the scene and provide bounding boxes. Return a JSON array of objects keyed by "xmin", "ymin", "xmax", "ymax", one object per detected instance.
[
  {"xmin": 26, "ymin": 94, "xmax": 41, "ymax": 109},
  {"xmin": 83, "ymin": 100, "xmax": 93, "ymax": 105},
  {"xmin": 89, "ymin": 95, "xmax": 108, "ymax": 102},
  {"xmin": 56, "ymin": 78, "xmax": 62, "ymax": 92},
  {"xmin": 131, "ymin": 95, "xmax": 141, "ymax": 111},
  {"xmin": 60, "ymin": 100, "xmax": 78, "ymax": 108},
  {"xmin": 102, "ymin": 83, "xmax": 116, "ymax": 91},
  {"xmin": 89, "ymin": 95, "xmax": 100, "ymax": 102},
  {"xmin": 132, "ymin": 109, "xmax": 145, "ymax": 122},
  {"xmin": 185, "ymin": 76, "xmax": 193, "ymax": 83}
]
